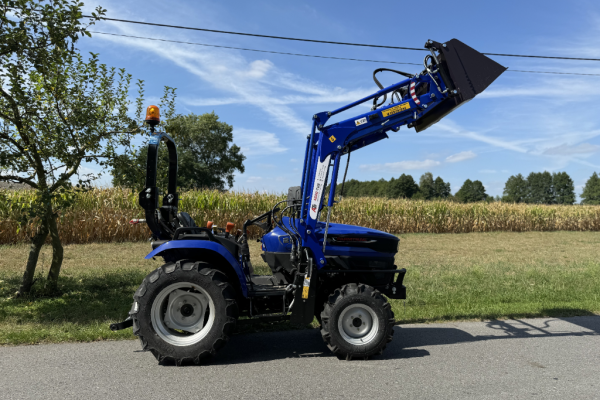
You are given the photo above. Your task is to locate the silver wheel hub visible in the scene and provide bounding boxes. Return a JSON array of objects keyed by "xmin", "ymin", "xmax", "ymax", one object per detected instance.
[
  {"xmin": 338, "ymin": 304, "xmax": 379, "ymax": 345},
  {"xmin": 151, "ymin": 282, "xmax": 215, "ymax": 347},
  {"xmin": 163, "ymin": 289, "xmax": 208, "ymax": 334}
]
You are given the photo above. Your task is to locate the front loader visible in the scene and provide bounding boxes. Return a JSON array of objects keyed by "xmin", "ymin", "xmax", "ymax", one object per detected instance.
[{"xmin": 110, "ymin": 39, "xmax": 506, "ymax": 364}]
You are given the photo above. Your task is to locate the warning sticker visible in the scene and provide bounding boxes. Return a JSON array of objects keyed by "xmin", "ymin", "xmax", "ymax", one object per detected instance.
[
  {"xmin": 302, "ymin": 276, "xmax": 310, "ymax": 299},
  {"xmin": 329, "ymin": 135, "xmax": 336, "ymax": 143},
  {"xmin": 381, "ymin": 102, "xmax": 411, "ymax": 117},
  {"xmin": 355, "ymin": 117, "xmax": 367, "ymax": 126}
]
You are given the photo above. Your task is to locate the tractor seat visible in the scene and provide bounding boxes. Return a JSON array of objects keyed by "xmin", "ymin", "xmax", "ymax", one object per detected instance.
[{"xmin": 177, "ymin": 212, "xmax": 197, "ymax": 228}]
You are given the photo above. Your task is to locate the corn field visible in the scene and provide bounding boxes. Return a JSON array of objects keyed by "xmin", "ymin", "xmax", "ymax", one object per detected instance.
[{"xmin": 2, "ymin": 188, "xmax": 600, "ymax": 245}]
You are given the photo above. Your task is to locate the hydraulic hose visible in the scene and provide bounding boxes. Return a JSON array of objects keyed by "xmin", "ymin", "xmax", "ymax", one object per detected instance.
[
  {"xmin": 371, "ymin": 68, "xmax": 413, "ymax": 109},
  {"xmin": 339, "ymin": 150, "xmax": 351, "ymax": 201},
  {"xmin": 275, "ymin": 203, "xmax": 301, "ymax": 264}
]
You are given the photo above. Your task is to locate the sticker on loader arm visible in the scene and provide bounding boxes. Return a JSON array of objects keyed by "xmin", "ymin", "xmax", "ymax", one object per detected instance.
[
  {"xmin": 355, "ymin": 117, "xmax": 367, "ymax": 126},
  {"xmin": 309, "ymin": 155, "xmax": 331, "ymax": 220},
  {"xmin": 302, "ymin": 276, "xmax": 311, "ymax": 299},
  {"xmin": 381, "ymin": 102, "xmax": 411, "ymax": 117}
]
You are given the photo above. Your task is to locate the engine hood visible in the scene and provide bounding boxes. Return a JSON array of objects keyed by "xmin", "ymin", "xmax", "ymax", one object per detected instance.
[{"xmin": 262, "ymin": 217, "xmax": 399, "ymax": 257}]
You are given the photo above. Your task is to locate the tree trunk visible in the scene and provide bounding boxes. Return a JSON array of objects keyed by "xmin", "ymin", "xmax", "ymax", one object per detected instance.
[
  {"xmin": 18, "ymin": 220, "xmax": 49, "ymax": 296},
  {"xmin": 46, "ymin": 212, "xmax": 63, "ymax": 290}
]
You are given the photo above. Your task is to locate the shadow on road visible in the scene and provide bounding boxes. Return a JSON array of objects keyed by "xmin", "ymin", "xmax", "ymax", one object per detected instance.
[
  {"xmin": 209, "ymin": 314, "xmax": 599, "ymax": 366},
  {"xmin": 212, "ymin": 328, "xmax": 429, "ymax": 365}
]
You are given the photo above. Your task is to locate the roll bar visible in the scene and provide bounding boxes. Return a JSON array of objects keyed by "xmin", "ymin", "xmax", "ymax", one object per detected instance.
[{"xmin": 138, "ymin": 131, "xmax": 179, "ymax": 240}]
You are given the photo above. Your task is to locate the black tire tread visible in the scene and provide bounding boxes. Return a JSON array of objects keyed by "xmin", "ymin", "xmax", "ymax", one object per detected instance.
[
  {"xmin": 130, "ymin": 261, "xmax": 238, "ymax": 365},
  {"xmin": 320, "ymin": 283, "xmax": 395, "ymax": 360}
]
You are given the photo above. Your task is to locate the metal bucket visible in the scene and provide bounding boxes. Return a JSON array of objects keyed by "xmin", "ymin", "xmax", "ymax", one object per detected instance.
[{"xmin": 413, "ymin": 39, "xmax": 507, "ymax": 132}]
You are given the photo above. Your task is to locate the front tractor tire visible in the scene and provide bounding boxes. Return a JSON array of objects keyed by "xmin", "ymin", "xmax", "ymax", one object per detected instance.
[
  {"xmin": 320, "ymin": 283, "xmax": 395, "ymax": 360},
  {"xmin": 131, "ymin": 261, "xmax": 238, "ymax": 365}
]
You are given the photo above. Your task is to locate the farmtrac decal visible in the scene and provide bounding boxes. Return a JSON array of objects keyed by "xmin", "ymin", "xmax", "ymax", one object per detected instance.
[{"xmin": 310, "ymin": 155, "xmax": 330, "ymax": 220}]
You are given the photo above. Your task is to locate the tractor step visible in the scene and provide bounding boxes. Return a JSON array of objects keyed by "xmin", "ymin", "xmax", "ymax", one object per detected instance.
[
  {"xmin": 248, "ymin": 284, "xmax": 287, "ymax": 297},
  {"xmin": 248, "ymin": 275, "xmax": 288, "ymax": 297},
  {"xmin": 237, "ymin": 314, "xmax": 290, "ymax": 325},
  {"xmin": 250, "ymin": 274, "xmax": 280, "ymax": 286}
]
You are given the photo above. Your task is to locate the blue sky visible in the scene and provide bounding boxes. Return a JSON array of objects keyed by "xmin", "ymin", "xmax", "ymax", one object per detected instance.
[{"xmin": 77, "ymin": 0, "xmax": 600, "ymax": 198}]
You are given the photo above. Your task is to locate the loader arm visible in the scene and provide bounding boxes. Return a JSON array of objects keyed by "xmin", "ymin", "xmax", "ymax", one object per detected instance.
[{"xmin": 295, "ymin": 39, "xmax": 506, "ymax": 266}]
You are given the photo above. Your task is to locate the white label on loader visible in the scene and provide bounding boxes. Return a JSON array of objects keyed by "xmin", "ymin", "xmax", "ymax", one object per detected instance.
[
  {"xmin": 309, "ymin": 155, "xmax": 330, "ymax": 220},
  {"xmin": 355, "ymin": 117, "xmax": 367, "ymax": 126}
]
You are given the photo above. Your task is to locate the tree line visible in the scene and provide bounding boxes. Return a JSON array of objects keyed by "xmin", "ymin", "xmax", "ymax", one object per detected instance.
[
  {"xmin": 336, "ymin": 173, "xmax": 488, "ymax": 203},
  {"xmin": 337, "ymin": 171, "xmax": 600, "ymax": 205},
  {"xmin": 504, "ymin": 171, "xmax": 600, "ymax": 205}
]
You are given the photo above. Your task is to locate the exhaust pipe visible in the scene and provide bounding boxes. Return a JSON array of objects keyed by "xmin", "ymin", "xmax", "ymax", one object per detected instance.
[{"xmin": 413, "ymin": 39, "xmax": 507, "ymax": 132}]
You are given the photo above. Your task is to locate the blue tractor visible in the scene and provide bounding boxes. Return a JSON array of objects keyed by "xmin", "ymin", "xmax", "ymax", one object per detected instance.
[{"xmin": 110, "ymin": 39, "xmax": 506, "ymax": 364}]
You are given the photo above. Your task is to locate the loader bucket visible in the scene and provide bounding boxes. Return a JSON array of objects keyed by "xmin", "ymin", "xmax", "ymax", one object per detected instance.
[{"xmin": 413, "ymin": 39, "xmax": 507, "ymax": 132}]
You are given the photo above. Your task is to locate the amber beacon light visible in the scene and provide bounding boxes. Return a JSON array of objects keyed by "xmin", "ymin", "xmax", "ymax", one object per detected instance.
[{"xmin": 145, "ymin": 105, "xmax": 160, "ymax": 127}]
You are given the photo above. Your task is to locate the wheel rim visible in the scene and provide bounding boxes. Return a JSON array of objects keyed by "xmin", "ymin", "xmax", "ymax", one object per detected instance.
[
  {"xmin": 151, "ymin": 282, "xmax": 215, "ymax": 347},
  {"xmin": 337, "ymin": 304, "xmax": 379, "ymax": 345}
]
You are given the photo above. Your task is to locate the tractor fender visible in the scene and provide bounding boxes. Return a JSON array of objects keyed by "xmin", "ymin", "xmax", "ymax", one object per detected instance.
[{"xmin": 145, "ymin": 240, "xmax": 248, "ymax": 297}]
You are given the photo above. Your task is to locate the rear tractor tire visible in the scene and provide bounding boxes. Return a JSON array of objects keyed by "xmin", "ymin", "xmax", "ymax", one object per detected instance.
[
  {"xmin": 320, "ymin": 283, "xmax": 395, "ymax": 360},
  {"xmin": 131, "ymin": 261, "xmax": 238, "ymax": 365}
]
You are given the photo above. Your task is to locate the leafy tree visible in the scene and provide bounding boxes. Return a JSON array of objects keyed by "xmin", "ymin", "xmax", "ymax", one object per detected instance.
[
  {"xmin": 367, "ymin": 178, "xmax": 388, "ymax": 197},
  {"xmin": 581, "ymin": 172, "xmax": 600, "ymax": 205},
  {"xmin": 419, "ymin": 172, "xmax": 435, "ymax": 200},
  {"xmin": 433, "ymin": 176, "xmax": 451, "ymax": 199},
  {"xmin": 552, "ymin": 172, "xmax": 575, "ymax": 205},
  {"xmin": 411, "ymin": 191, "xmax": 425, "ymax": 200},
  {"xmin": 455, "ymin": 179, "xmax": 488, "ymax": 203},
  {"xmin": 113, "ymin": 112, "xmax": 245, "ymax": 191},
  {"xmin": 336, "ymin": 178, "xmax": 359, "ymax": 198},
  {"xmin": 503, "ymin": 173, "xmax": 528, "ymax": 203},
  {"xmin": 388, "ymin": 173, "xmax": 419, "ymax": 198},
  {"xmin": 0, "ymin": 2, "xmax": 164, "ymax": 294},
  {"xmin": 526, "ymin": 171, "xmax": 554, "ymax": 204},
  {"xmin": 335, "ymin": 173, "xmax": 453, "ymax": 200}
]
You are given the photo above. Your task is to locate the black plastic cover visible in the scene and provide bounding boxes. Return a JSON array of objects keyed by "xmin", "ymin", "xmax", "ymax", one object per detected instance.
[
  {"xmin": 287, "ymin": 186, "xmax": 302, "ymax": 207},
  {"xmin": 414, "ymin": 39, "xmax": 506, "ymax": 132}
]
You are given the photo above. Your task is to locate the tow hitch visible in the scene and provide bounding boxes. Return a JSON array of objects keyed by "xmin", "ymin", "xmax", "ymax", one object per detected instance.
[{"xmin": 109, "ymin": 316, "xmax": 133, "ymax": 331}]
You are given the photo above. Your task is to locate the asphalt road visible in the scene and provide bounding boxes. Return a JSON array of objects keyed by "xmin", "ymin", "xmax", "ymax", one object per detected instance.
[{"xmin": 1, "ymin": 316, "xmax": 598, "ymax": 400}]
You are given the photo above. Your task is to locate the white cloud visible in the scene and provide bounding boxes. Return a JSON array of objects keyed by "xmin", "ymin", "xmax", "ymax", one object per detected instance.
[
  {"xmin": 182, "ymin": 97, "xmax": 243, "ymax": 106},
  {"xmin": 480, "ymin": 169, "xmax": 497, "ymax": 174},
  {"xmin": 431, "ymin": 121, "xmax": 528, "ymax": 153},
  {"xmin": 246, "ymin": 176, "xmax": 263, "ymax": 183},
  {"xmin": 543, "ymin": 143, "xmax": 600, "ymax": 156},
  {"xmin": 361, "ymin": 151, "xmax": 475, "ymax": 173},
  {"xmin": 257, "ymin": 163, "xmax": 277, "ymax": 169},
  {"xmin": 479, "ymin": 78, "xmax": 598, "ymax": 101},
  {"xmin": 93, "ymin": 24, "xmax": 373, "ymax": 136},
  {"xmin": 360, "ymin": 159, "xmax": 440, "ymax": 172},
  {"xmin": 233, "ymin": 128, "xmax": 287, "ymax": 156},
  {"xmin": 445, "ymin": 151, "xmax": 477, "ymax": 163}
]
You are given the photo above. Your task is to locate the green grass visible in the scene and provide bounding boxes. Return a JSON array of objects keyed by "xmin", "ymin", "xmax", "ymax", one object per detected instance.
[{"xmin": 1, "ymin": 231, "xmax": 599, "ymax": 345}]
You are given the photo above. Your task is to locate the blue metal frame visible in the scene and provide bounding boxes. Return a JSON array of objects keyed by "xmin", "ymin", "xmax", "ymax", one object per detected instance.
[
  {"xmin": 142, "ymin": 68, "xmax": 451, "ymax": 293},
  {"xmin": 298, "ymin": 70, "xmax": 449, "ymax": 268},
  {"xmin": 133, "ymin": 39, "xmax": 506, "ymax": 307}
]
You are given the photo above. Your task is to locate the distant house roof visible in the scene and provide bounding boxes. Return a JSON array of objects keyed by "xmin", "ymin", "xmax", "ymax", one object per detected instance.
[{"xmin": 0, "ymin": 182, "xmax": 32, "ymax": 190}]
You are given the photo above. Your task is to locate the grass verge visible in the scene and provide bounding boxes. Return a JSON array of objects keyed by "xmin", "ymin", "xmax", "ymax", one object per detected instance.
[{"xmin": 1, "ymin": 231, "xmax": 599, "ymax": 345}]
